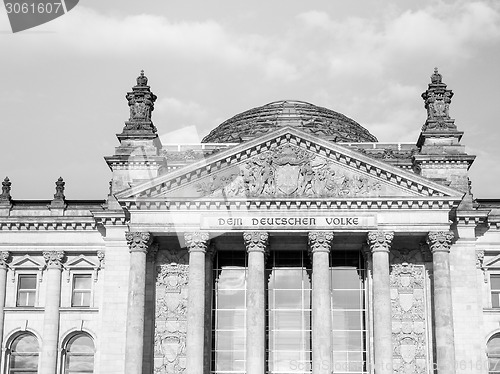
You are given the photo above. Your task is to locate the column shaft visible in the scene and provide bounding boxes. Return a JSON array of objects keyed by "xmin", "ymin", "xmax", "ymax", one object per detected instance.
[
  {"xmin": 428, "ymin": 231, "xmax": 456, "ymax": 374},
  {"xmin": 368, "ymin": 231, "xmax": 394, "ymax": 374},
  {"xmin": 40, "ymin": 251, "xmax": 64, "ymax": 374},
  {"xmin": 244, "ymin": 231, "xmax": 268, "ymax": 374},
  {"xmin": 309, "ymin": 231, "xmax": 333, "ymax": 374},
  {"xmin": 125, "ymin": 232, "xmax": 152, "ymax": 374},
  {"xmin": 185, "ymin": 232, "xmax": 209, "ymax": 374}
]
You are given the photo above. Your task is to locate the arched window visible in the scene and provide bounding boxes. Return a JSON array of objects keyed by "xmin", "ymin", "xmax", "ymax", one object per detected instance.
[
  {"xmin": 487, "ymin": 334, "xmax": 500, "ymax": 374},
  {"xmin": 63, "ymin": 333, "xmax": 95, "ymax": 374},
  {"xmin": 8, "ymin": 333, "xmax": 39, "ymax": 373}
]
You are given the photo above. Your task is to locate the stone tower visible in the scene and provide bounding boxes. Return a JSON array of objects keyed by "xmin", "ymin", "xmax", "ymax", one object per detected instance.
[{"xmin": 105, "ymin": 71, "xmax": 166, "ymax": 207}]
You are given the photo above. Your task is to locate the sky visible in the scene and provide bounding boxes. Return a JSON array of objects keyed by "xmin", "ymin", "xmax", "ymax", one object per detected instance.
[{"xmin": 0, "ymin": 0, "xmax": 499, "ymax": 199}]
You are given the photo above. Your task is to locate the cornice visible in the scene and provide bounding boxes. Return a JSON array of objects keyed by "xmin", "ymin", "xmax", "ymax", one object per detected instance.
[
  {"xmin": 0, "ymin": 217, "xmax": 96, "ymax": 231},
  {"xmin": 92, "ymin": 210, "xmax": 128, "ymax": 226},
  {"xmin": 121, "ymin": 197, "xmax": 460, "ymax": 211}
]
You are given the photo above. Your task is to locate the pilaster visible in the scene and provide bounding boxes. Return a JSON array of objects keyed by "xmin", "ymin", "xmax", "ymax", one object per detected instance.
[
  {"xmin": 0, "ymin": 251, "xmax": 10, "ymax": 356},
  {"xmin": 40, "ymin": 250, "xmax": 65, "ymax": 374}
]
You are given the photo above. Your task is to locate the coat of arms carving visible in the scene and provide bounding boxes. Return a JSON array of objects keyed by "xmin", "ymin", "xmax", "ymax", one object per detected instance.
[{"xmin": 194, "ymin": 143, "xmax": 382, "ymax": 198}]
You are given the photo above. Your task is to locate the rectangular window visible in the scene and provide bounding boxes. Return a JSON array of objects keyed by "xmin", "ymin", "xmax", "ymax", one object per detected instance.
[
  {"xmin": 212, "ymin": 251, "xmax": 247, "ymax": 374},
  {"xmin": 330, "ymin": 250, "xmax": 366, "ymax": 374},
  {"xmin": 72, "ymin": 275, "xmax": 92, "ymax": 307},
  {"xmin": 491, "ymin": 275, "xmax": 500, "ymax": 308},
  {"xmin": 17, "ymin": 274, "xmax": 37, "ymax": 307},
  {"xmin": 267, "ymin": 251, "xmax": 312, "ymax": 374}
]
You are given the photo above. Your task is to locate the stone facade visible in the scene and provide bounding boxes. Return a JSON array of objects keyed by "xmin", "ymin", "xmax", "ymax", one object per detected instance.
[{"xmin": 0, "ymin": 69, "xmax": 498, "ymax": 374}]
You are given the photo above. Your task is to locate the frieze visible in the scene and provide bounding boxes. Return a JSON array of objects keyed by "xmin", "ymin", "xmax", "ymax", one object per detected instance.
[
  {"xmin": 391, "ymin": 263, "xmax": 428, "ymax": 374},
  {"xmin": 194, "ymin": 143, "xmax": 383, "ymax": 198}
]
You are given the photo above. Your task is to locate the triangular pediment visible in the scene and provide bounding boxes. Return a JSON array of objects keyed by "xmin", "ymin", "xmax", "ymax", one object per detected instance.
[
  {"xmin": 117, "ymin": 127, "xmax": 463, "ymax": 202},
  {"xmin": 10, "ymin": 255, "xmax": 43, "ymax": 269},
  {"xmin": 66, "ymin": 255, "xmax": 98, "ymax": 269}
]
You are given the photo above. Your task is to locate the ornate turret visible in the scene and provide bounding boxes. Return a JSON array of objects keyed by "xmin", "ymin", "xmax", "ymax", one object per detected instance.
[
  {"xmin": 121, "ymin": 70, "xmax": 158, "ymax": 138},
  {"xmin": 413, "ymin": 68, "xmax": 475, "ymax": 200},
  {"xmin": 50, "ymin": 177, "xmax": 67, "ymax": 211},
  {"xmin": 105, "ymin": 71, "xmax": 166, "ymax": 205},
  {"xmin": 421, "ymin": 68, "xmax": 456, "ymax": 132},
  {"xmin": 0, "ymin": 177, "xmax": 11, "ymax": 202}
]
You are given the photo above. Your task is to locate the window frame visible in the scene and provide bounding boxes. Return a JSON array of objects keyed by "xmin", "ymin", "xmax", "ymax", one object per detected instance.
[
  {"xmin": 62, "ymin": 333, "xmax": 95, "ymax": 374},
  {"xmin": 70, "ymin": 272, "xmax": 94, "ymax": 308},
  {"xmin": 7, "ymin": 332, "xmax": 40, "ymax": 374},
  {"xmin": 15, "ymin": 273, "xmax": 38, "ymax": 307}
]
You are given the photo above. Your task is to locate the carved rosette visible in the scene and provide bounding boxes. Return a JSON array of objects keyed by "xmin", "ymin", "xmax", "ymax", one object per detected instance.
[
  {"xmin": 43, "ymin": 251, "xmax": 65, "ymax": 269},
  {"xmin": 126, "ymin": 232, "xmax": 153, "ymax": 254},
  {"xmin": 308, "ymin": 231, "xmax": 333, "ymax": 254},
  {"xmin": 184, "ymin": 232, "xmax": 209, "ymax": 253},
  {"xmin": 367, "ymin": 231, "xmax": 394, "ymax": 253},
  {"xmin": 0, "ymin": 251, "xmax": 10, "ymax": 268},
  {"xmin": 391, "ymin": 263, "xmax": 428, "ymax": 374},
  {"xmin": 243, "ymin": 231, "xmax": 269, "ymax": 253},
  {"xmin": 426, "ymin": 231, "xmax": 454, "ymax": 254},
  {"xmin": 154, "ymin": 249, "xmax": 189, "ymax": 373}
]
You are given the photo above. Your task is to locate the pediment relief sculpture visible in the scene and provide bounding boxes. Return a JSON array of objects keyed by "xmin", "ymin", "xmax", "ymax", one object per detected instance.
[{"xmin": 188, "ymin": 143, "xmax": 405, "ymax": 198}]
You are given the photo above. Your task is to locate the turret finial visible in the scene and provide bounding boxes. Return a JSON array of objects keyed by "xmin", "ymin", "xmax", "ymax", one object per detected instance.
[
  {"xmin": 54, "ymin": 177, "xmax": 65, "ymax": 200},
  {"xmin": 0, "ymin": 177, "xmax": 11, "ymax": 201},
  {"xmin": 122, "ymin": 70, "xmax": 157, "ymax": 135},
  {"xmin": 421, "ymin": 67, "xmax": 455, "ymax": 131}
]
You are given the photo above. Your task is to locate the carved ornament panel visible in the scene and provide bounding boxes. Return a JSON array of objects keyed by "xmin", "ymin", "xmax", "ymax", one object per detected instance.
[
  {"xmin": 154, "ymin": 249, "xmax": 189, "ymax": 374},
  {"xmin": 391, "ymin": 262, "xmax": 429, "ymax": 374}
]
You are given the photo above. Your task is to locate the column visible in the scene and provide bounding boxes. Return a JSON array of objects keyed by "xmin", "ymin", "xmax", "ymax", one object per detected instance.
[
  {"xmin": 0, "ymin": 252, "xmax": 10, "ymax": 355},
  {"xmin": 243, "ymin": 231, "xmax": 268, "ymax": 374},
  {"xmin": 204, "ymin": 244, "xmax": 216, "ymax": 374},
  {"xmin": 309, "ymin": 231, "xmax": 334, "ymax": 374},
  {"xmin": 40, "ymin": 251, "xmax": 65, "ymax": 374},
  {"xmin": 427, "ymin": 231, "xmax": 456, "ymax": 374},
  {"xmin": 124, "ymin": 232, "xmax": 153, "ymax": 374},
  {"xmin": 367, "ymin": 231, "xmax": 394, "ymax": 374},
  {"xmin": 185, "ymin": 232, "xmax": 209, "ymax": 374}
]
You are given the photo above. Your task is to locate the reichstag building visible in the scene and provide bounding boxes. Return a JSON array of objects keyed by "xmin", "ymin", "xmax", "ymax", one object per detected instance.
[{"xmin": 0, "ymin": 69, "xmax": 499, "ymax": 374}]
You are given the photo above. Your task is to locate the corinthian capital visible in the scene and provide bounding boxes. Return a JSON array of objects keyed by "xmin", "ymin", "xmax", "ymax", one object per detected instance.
[
  {"xmin": 43, "ymin": 251, "xmax": 65, "ymax": 268},
  {"xmin": 367, "ymin": 231, "xmax": 394, "ymax": 253},
  {"xmin": 427, "ymin": 231, "xmax": 454, "ymax": 253},
  {"xmin": 184, "ymin": 232, "xmax": 209, "ymax": 253},
  {"xmin": 308, "ymin": 231, "xmax": 333, "ymax": 253},
  {"xmin": 243, "ymin": 231, "xmax": 269, "ymax": 253},
  {"xmin": 0, "ymin": 251, "xmax": 10, "ymax": 268},
  {"xmin": 126, "ymin": 232, "xmax": 153, "ymax": 253}
]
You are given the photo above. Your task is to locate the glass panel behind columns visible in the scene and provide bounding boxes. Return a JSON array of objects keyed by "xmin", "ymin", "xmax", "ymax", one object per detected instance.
[
  {"xmin": 267, "ymin": 251, "xmax": 312, "ymax": 374},
  {"xmin": 212, "ymin": 251, "xmax": 247, "ymax": 374},
  {"xmin": 330, "ymin": 251, "xmax": 366, "ymax": 374}
]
